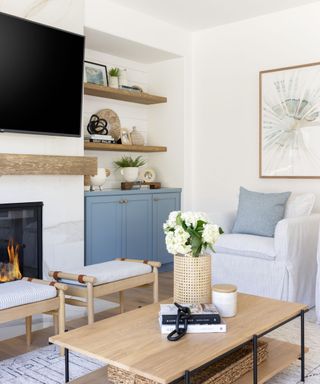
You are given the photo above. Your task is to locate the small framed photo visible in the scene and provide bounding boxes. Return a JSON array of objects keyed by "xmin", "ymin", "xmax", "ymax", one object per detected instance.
[
  {"xmin": 121, "ymin": 128, "xmax": 132, "ymax": 145},
  {"xmin": 84, "ymin": 61, "xmax": 108, "ymax": 86}
]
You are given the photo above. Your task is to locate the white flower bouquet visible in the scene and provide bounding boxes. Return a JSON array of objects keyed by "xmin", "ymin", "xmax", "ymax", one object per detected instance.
[{"xmin": 163, "ymin": 211, "xmax": 223, "ymax": 257}]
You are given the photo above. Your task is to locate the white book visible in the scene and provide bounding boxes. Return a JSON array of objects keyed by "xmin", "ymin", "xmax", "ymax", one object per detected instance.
[{"xmin": 159, "ymin": 318, "xmax": 227, "ymax": 334}]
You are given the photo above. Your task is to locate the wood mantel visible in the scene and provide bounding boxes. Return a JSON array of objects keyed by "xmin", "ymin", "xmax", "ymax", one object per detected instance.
[{"xmin": 0, "ymin": 153, "xmax": 97, "ymax": 175}]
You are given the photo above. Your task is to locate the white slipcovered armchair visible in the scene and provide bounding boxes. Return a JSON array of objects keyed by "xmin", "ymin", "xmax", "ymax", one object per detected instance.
[{"xmin": 212, "ymin": 214, "xmax": 320, "ymax": 307}]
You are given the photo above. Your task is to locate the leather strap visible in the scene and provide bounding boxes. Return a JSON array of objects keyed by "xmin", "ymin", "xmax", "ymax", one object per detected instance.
[
  {"xmin": 78, "ymin": 274, "xmax": 85, "ymax": 284},
  {"xmin": 52, "ymin": 271, "xmax": 61, "ymax": 280}
]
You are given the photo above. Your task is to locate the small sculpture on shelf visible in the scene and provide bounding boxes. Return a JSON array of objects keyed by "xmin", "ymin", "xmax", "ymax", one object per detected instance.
[{"xmin": 89, "ymin": 168, "xmax": 111, "ymax": 191}]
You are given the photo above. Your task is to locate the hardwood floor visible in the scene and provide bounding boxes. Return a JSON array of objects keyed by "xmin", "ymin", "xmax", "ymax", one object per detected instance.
[{"xmin": 0, "ymin": 272, "xmax": 173, "ymax": 360}]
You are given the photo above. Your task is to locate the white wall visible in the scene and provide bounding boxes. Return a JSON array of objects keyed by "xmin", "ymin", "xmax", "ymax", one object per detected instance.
[
  {"xmin": 84, "ymin": 49, "xmax": 152, "ymax": 188},
  {"xmin": 148, "ymin": 58, "xmax": 185, "ymax": 190},
  {"xmin": 192, "ymin": 2, "xmax": 320, "ymax": 231},
  {"xmin": 83, "ymin": 50, "xmax": 186, "ymax": 192},
  {"xmin": 85, "ymin": 0, "xmax": 192, "ymax": 207},
  {"xmin": 0, "ymin": 0, "xmax": 85, "ymax": 276}
]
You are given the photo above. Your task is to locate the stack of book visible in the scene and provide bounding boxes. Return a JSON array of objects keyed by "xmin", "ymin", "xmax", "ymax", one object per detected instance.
[
  {"xmin": 159, "ymin": 304, "xmax": 227, "ymax": 334},
  {"xmin": 87, "ymin": 134, "xmax": 115, "ymax": 144}
]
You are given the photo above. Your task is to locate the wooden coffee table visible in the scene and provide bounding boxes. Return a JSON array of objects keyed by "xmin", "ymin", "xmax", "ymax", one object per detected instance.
[{"xmin": 49, "ymin": 294, "xmax": 307, "ymax": 384}]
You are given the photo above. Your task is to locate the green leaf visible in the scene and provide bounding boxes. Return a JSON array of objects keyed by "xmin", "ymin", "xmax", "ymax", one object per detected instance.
[
  {"xmin": 113, "ymin": 155, "xmax": 146, "ymax": 169},
  {"xmin": 195, "ymin": 220, "xmax": 206, "ymax": 230},
  {"xmin": 219, "ymin": 227, "xmax": 224, "ymax": 235}
]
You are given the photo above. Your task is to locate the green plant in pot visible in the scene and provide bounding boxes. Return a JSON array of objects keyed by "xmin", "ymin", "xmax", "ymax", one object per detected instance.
[
  {"xmin": 108, "ymin": 67, "xmax": 120, "ymax": 88},
  {"xmin": 114, "ymin": 156, "xmax": 146, "ymax": 182}
]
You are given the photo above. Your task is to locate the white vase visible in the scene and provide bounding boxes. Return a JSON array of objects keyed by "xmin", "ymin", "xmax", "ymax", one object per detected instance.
[
  {"xmin": 109, "ymin": 76, "xmax": 119, "ymax": 88},
  {"xmin": 120, "ymin": 167, "xmax": 139, "ymax": 182},
  {"xmin": 119, "ymin": 69, "xmax": 128, "ymax": 87},
  {"xmin": 90, "ymin": 168, "xmax": 111, "ymax": 190}
]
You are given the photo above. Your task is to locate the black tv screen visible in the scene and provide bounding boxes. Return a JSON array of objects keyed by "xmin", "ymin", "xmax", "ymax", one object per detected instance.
[{"xmin": 0, "ymin": 12, "xmax": 84, "ymax": 137}]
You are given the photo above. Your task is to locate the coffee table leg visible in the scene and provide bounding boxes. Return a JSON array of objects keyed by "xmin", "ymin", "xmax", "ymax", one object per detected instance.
[
  {"xmin": 184, "ymin": 370, "xmax": 191, "ymax": 383},
  {"xmin": 65, "ymin": 348, "xmax": 69, "ymax": 383},
  {"xmin": 301, "ymin": 310, "xmax": 305, "ymax": 382},
  {"xmin": 253, "ymin": 335, "xmax": 258, "ymax": 384}
]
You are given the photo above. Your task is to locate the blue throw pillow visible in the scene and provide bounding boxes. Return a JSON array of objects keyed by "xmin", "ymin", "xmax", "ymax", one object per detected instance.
[{"xmin": 232, "ymin": 187, "xmax": 291, "ymax": 237}]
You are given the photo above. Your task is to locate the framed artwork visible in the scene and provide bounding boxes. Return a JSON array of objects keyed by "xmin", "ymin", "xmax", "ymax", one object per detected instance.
[
  {"xmin": 260, "ymin": 62, "xmax": 320, "ymax": 178},
  {"xmin": 84, "ymin": 61, "xmax": 108, "ymax": 86},
  {"xmin": 120, "ymin": 128, "xmax": 132, "ymax": 145}
]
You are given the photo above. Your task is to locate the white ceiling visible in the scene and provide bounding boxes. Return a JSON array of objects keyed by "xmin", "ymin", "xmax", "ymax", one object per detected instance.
[{"xmin": 103, "ymin": 0, "xmax": 319, "ymax": 31}]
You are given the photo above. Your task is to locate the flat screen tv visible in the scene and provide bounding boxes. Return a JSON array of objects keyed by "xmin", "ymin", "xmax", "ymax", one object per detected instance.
[{"xmin": 0, "ymin": 12, "xmax": 84, "ymax": 137}]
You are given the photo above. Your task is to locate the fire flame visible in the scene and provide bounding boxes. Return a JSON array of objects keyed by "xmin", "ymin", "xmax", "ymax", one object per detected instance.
[{"xmin": 0, "ymin": 240, "xmax": 22, "ymax": 283}]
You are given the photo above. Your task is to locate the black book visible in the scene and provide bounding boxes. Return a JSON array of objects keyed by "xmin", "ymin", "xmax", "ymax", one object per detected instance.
[{"xmin": 160, "ymin": 304, "xmax": 221, "ymax": 325}]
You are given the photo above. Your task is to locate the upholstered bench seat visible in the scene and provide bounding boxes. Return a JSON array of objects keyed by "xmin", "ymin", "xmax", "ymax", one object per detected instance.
[
  {"xmin": 50, "ymin": 258, "xmax": 160, "ymax": 324},
  {"xmin": 0, "ymin": 279, "xmax": 57, "ymax": 310},
  {"xmin": 60, "ymin": 260, "xmax": 152, "ymax": 286}
]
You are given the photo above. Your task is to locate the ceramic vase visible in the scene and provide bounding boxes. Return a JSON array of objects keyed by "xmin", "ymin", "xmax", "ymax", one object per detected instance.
[
  {"xmin": 120, "ymin": 167, "xmax": 139, "ymax": 182},
  {"xmin": 119, "ymin": 69, "xmax": 128, "ymax": 87},
  {"xmin": 109, "ymin": 76, "xmax": 119, "ymax": 88}
]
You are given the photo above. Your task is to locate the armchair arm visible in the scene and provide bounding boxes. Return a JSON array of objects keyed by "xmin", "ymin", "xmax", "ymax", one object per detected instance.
[{"xmin": 275, "ymin": 214, "xmax": 320, "ymax": 264}]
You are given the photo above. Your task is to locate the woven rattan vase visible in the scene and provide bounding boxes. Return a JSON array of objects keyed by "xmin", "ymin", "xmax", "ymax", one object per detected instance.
[{"xmin": 174, "ymin": 253, "xmax": 212, "ymax": 304}]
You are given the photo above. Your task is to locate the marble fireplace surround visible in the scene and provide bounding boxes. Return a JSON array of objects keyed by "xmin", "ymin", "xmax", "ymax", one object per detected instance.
[{"xmin": 0, "ymin": 0, "xmax": 87, "ymax": 278}]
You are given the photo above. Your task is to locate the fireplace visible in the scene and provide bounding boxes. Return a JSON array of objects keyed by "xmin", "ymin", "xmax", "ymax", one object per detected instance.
[{"xmin": 0, "ymin": 202, "xmax": 43, "ymax": 282}]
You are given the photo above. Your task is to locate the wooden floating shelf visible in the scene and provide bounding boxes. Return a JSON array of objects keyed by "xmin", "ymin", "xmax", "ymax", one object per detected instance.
[
  {"xmin": 84, "ymin": 142, "xmax": 167, "ymax": 153},
  {"xmin": 84, "ymin": 83, "xmax": 167, "ymax": 105},
  {"xmin": 0, "ymin": 153, "xmax": 97, "ymax": 175}
]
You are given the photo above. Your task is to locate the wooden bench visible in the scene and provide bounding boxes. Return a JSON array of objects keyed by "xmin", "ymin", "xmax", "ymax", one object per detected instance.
[
  {"xmin": 0, "ymin": 277, "xmax": 67, "ymax": 346},
  {"xmin": 49, "ymin": 258, "xmax": 161, "ymax": 324}
]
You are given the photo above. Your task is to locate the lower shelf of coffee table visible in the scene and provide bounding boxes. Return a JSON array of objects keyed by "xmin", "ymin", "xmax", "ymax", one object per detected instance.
[{"xmin": 70, "ymin": 337, "xmax": 306, "ymax": 384}]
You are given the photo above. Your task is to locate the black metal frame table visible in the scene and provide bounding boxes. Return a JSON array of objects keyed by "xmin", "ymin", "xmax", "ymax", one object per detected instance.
[{"xmin": 64, "ymin": 309, "xmax": 306, "ymax": 384}]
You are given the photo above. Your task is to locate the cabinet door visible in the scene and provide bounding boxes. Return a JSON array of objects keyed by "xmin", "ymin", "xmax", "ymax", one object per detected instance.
[
  {"xmin": 85, "ymin": 196, "xmax": 122, "ymax": 265},
  {"xmin": 153, "ymin": 193, "xmax": 181, "ymax": 264},
  {"xmin": 122, "ymin": 194, "xmax": 153, "ymax": 260}
]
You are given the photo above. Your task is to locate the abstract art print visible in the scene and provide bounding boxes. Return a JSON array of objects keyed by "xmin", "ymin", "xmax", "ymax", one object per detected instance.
[
  {"xmin": 84, "ymin": 61, "xmax": 108, "ymax": 86},
  {"xmin": 260, "ymin": 62, "xmax": 320, "ymax": 178}
]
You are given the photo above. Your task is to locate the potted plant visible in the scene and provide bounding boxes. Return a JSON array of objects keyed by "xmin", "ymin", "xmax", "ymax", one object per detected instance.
[
  {"xmin": 108, "ymin": 67, "xmax": 120, "ymax": 88},
  {"xmin": 164, "ymin": 211, "xmax": 223, "ymax": 304},
  {"xmin": 113, "ymin": 155, "xmax": 146, "ymax": 182}
]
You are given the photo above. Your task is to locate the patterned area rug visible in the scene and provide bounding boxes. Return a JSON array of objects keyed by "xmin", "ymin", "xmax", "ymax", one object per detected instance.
[{"xmin": 0, "ymin": 310, "xmax": 319, "ymax": 384}]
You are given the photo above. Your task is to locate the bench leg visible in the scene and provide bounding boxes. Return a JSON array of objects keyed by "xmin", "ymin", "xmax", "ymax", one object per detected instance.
[
  {"xmin": 25, "ymin": 316, "xmax": 32, "ymax": 346},
  {"xmin": 58, "ymin": 289, "xmax": 66, "ymax": 356},
  {"xmin": 87, "ymin": 282, "xmax": 94, "ymax": 325},
  {"xmin": 52, "ymin": 311, "xmax": 59, "ymax": 335},
  {"xmin": 153, "ymin": 267, "xmax": 159, "ymax": 303},
  {"xmin": 119, "ymin": 291, "xmax": 125, "ymax": 313}
]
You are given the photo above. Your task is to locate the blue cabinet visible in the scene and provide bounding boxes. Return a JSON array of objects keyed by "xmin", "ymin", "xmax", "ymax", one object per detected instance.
[{"xmin": 85, "ymin": 188, "xmax": 181, "ymax": 266}]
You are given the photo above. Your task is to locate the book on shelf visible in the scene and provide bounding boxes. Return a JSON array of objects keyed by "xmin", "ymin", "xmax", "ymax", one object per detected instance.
[{"xmin": 160, "ymin": 303, "xmax": 221, "ymax": 325}]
